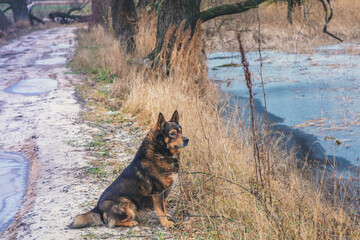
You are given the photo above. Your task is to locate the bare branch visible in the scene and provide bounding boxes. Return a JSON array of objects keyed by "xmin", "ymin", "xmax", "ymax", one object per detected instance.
[
  {"xmin": 319, "ymin": 0, "xmax": 343, "ymax": 42},
  {"xmin": 66, "ymin": 0, "xmax": 89, "ymax": 15},
  {"xmin": 30, "ymin": 13, "xmax": 44, "ymax": 24},
  {"xmin": 3, "ymin": 5, "xmax": 11, "ymax": 13},
  {"xmin": 199, "ymin": 0, "xmax": 267, "ymax": 23}
]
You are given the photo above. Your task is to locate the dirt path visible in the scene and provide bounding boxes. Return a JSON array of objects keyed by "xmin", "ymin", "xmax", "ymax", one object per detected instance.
[{"xmin": 0, "ymin": 27, "xmax": 168, "ymax": 240}]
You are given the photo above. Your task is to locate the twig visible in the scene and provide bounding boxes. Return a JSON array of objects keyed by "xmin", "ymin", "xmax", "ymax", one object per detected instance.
[
  {"xmin": 294, "ymin": 0, "xmax": 308, "ymax": 61},
  {"xmin": 179, "ymin": 171, "xmax": 251, "ymax": 193}
]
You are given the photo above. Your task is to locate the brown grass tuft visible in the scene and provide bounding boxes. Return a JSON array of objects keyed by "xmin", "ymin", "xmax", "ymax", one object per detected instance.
[
  {"xmin": 155, "ymin": 21, "xmax": 215, "ymax": 99},
  {"xmin": 73, "ymin": 25, "xmax": 129, "ymax": 76},
  {"xmin": 134, "ymin": 10, "xmax": 157, "ymax": 58}
]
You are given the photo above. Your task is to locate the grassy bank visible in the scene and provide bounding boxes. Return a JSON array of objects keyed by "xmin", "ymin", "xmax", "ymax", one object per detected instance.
[{"xmin": 71, "ymin": 10, "xmax": 360, "ymax": 240}]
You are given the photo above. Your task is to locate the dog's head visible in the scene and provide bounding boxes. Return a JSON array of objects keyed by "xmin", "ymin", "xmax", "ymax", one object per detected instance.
[{"xmin": 154, "ymin": 111, "xmax": 189, "ymax": 155}]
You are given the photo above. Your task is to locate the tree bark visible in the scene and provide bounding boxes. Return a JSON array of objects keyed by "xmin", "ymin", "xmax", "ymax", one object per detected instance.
[
  {"xmin": 92, "ymin": 0, "xmax": 110, "ymax": 24},
  {"xmin": 136, "ymin": 0, "xmax": 156, "ymax": 9},
  {"xmin": 0, "ymin": 9, "xmax": 12, "ymax": 31},
  {"xmin": 154, "ymin": 0, "xmax": 201, "ymax": 57},
  {"xmin": 110, "ymin": 0, "xmax": 137, "ymax": 53},
  {"xmin": 11, "ymin": 0, "xmax": 29, "ymax": 23}
]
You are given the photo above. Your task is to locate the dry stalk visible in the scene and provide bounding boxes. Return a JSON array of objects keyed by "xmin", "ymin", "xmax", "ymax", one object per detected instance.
[
  {"xmin": 237, "ymin": 32, "xmax": 264, "ymax": 190},
  {"xmin": 255, "ymin": 10, "xmax": 272, "ymax": 204}
]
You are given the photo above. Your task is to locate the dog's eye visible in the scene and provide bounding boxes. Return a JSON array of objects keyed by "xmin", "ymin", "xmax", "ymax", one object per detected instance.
[{"xmin": 170, "ymin": 131, "xmax": 177, "ymax": 137}]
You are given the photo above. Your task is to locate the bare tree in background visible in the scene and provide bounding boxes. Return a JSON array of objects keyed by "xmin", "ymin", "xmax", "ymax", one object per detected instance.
[
  {"xmin": 0, "ymin": 7, "xmax": 11, "ymax": 31},
  {"xmin": 91, "ymin": 0, "xmax": 110, "ymax": 24},
  {"xmin": 110, "ymin": 0, "xmax": 137, "ymax": 53},
  {"xmin": 287, "ymin": 0, "xmax": 301, "ymax": 23},
  {"xmin": 48, "ymin": 0, "xmax": 90, "ymax": 23},
  {"xmin": 0, "ymin": 0, "xmax": 29, "ymax": 25}
]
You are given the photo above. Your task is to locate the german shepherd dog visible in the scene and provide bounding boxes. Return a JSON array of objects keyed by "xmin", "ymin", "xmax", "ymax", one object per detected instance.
[{"xmin": 70, "ymin": 111, "xmax": 189, "ymax": 229}]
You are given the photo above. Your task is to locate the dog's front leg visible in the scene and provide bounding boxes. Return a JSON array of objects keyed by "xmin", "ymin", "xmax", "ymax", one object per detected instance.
[{"xmin": 152, "ymin": 194, "xmax": 174, "ymax": 228}]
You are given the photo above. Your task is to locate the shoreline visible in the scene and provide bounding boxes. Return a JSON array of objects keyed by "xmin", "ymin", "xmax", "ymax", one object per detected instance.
[
  {"xmin": 230, "ymin": 95, "xmax": 357, "ymax": 179},
  {"xmin": 209, "ymin": 46, "xmax": 360, "ymax": 178}
]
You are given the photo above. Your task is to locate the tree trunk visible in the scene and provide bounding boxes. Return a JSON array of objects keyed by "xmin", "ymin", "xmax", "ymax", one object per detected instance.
[
  {"xmin": 154, "ymin": 0, "xmax": 201, "ymax": 57},
  {"xmin": 0, "ymin": 9, "xmax": 12, "ymax": 31},
  {"xmin": 11, "ymin": 0, "xmax": 29, "ymax": 23},
  {"xmin": 110, "ymin": 0, "xmax": 137, "ymax": 53},
  {"xmin": 287, "ymin": 0, "xmax": 302, "ymax": 24},
  {"xmin": 92, "ymin": 0, "xmax": 110, "ymax": 25}
]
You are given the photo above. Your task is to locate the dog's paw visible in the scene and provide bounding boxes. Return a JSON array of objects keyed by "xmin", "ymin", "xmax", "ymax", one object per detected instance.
[
  {"xmin": 119, "ymin": 220, "xmax": 138, "ymax": 227},
  {"xmin": 161, "ymin": 220, "xmax": 175, "ymax": 228},
  {"xmin": 125, "ymin": 220, "xmax": 139, "ymax": 227}
]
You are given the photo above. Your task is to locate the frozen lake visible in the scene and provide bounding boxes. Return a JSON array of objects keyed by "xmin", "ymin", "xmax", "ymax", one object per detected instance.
[{"xmin": 208, "ymin": 42, "xmax": 360, "ymax": 172}]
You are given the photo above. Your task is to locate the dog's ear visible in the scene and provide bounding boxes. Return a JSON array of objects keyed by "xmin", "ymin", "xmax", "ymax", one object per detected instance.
[
  {"xmin": 170, "ymin": 110, "xmax": 179, "ymax": 123},
  {"xmin": 155, "ymin": 112, "xmax": 166, "ymax": 131}
]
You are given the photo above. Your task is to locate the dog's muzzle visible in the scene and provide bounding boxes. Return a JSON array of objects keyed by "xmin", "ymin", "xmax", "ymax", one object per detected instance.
[{"xmin": 174, "ymin": 137, "xmax": 189, "ymax": 149}]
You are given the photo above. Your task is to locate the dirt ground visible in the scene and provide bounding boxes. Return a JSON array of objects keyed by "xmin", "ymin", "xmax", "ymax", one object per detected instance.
[{"xmin": 0, "ymin": 27, "xmax": 169, "ymax": 240}]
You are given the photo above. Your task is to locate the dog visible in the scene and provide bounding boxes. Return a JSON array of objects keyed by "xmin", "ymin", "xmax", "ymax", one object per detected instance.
[{"xmin": 70, "ymin": 111, "xmax": 189, "ymax": 229}]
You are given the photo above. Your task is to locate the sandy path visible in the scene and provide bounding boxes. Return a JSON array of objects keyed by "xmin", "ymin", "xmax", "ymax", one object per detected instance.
[{"xmin": 0, "ymin": 27, "xmax": 166, "ymax": 240}]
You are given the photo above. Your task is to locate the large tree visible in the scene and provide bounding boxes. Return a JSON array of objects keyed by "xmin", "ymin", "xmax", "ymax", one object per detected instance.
[
  {"xmin": 106, "ymin": 0, "xmax": 268, "ymax": 58},
  {"xmin": 153, "ymin": 0, "xmax": 268, "ymax": 65},
  {"xmin": 107, "ymin": 0, "xmax": 340, "ymax": 65}
]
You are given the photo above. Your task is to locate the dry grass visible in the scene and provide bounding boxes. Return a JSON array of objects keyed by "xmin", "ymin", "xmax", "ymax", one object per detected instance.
[
  {"xmin": 73, "ymin": 25, "xmax": 129, "ymax": 76},
  {"xmin": 72, "ymin": 9, "xmax": 360, "ymax": 239},
  {"xmin": 134, "ymin": 10, "xmax": 157, "ymax": 58},
  {"xmin": 204, "ymin": 0, "xmax": 360, "ymax": 52},
  {"xmin": 0, "ymin": 20, "xmax": 32, "ymax": 43}
]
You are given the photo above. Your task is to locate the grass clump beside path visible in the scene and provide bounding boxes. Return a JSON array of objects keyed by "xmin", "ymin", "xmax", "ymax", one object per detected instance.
[{"xmin": 71, "ymin": 13, "xmax": 360, "ymax": 239}]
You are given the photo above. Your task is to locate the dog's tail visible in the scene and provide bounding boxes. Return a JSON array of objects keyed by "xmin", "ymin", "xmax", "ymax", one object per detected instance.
[{"xmin": 69, "ymin": 207, "xmax": 103, "ymax": 229}]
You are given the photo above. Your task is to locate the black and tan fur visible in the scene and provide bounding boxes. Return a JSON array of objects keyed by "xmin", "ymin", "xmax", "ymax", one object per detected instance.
[{"xmin": 70, "ymin": 111, "xmax": 189, "ymax": 229}]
